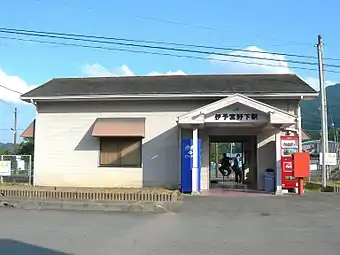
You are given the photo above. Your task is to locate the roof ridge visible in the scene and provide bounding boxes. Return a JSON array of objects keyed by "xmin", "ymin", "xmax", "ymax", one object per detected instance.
[
  {"xmin": 51, "ymin": 73, "xmax": 295, "ymax": 81},
  {"xmin": 21, "ymin": 74, "xmax": 317, "ymax": 100}
]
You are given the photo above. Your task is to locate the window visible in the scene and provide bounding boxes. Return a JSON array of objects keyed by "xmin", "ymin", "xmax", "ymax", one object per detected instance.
[{"xmin": 99, "ymin": 137, "xmax": 142, "ymax": 167}]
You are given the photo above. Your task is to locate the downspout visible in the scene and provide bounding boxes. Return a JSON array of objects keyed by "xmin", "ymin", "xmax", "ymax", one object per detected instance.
[{"xmin": 297, "ymin": 96, "xmax": 303, "ymax": 152}]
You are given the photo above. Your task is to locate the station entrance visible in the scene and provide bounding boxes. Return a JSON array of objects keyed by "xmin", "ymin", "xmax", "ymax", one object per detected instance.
[
  {"xmin": 178, "ymin": 94, "xmax": 299, "ymax": 195},
  {"xmin": 209, "ymin": 135, "xmax": 258, "ymax": 191}
]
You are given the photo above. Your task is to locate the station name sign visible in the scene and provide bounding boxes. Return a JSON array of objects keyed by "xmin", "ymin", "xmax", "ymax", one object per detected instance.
[{"xmin": 214, "ymin": 113, "xmax": 259, "ymax": 121}]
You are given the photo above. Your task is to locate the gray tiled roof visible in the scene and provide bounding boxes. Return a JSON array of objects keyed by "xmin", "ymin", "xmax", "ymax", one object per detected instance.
[{"xmin": 21, "ymin": 74, "xmax": 316, "ymax": 98}]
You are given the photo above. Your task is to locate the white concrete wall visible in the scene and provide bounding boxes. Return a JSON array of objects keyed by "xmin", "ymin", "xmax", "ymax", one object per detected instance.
[
  {"xmin": 260, "ymin": 99, "xmax": 298, "ymax": 115},
  {"xmin": 34, "ymin": 98, "xmax": 299, "ymax": 189},
  {"xmin": 34, "ymin": 100, "xmax": 210, "ymax": 188},
  {"xmin": 257, "ymin": 128, "xmax": 295, "ymax": 191},
  {"xmin": 257, "ymin": 129, "xmax": 277, "ymax": 190},
  {"xmin": 261, "ymin": 99, "xmax": 299, "ymax": 130},
  {"xmin": 257, "ymin": 99, "xmax": 300, "ymax": 190}
]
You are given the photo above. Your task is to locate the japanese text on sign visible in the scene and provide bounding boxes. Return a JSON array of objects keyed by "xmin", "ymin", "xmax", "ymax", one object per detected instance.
[
  {"xmin": 0, "ymin": 161, "xmax": 11, "ymax": 176},
  {"xmin": 214, "ymin": 113, "xmax": 259, "ymax": 121},
  {"xmin": 319, "ymin": 153, "xmax": 337, "ymax": 166}
]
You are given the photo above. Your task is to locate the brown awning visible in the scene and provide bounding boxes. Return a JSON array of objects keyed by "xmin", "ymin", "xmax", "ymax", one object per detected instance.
[
  {"xmin": 21, "ymin": 119, "xmax": 35, "ymax": 138},
  {"xmin": 92, "ymin": 118, "xmax": 145, "ymax": 137}
]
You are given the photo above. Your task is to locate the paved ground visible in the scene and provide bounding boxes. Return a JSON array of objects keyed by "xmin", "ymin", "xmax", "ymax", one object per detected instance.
[{"xmin": 1, "ymin": 193, "xmax": 340, "ymax": 255}]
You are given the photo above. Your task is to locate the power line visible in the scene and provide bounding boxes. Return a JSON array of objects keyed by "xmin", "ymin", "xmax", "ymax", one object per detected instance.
[
  {"xmin": 31, "ymin": 0, "xmax": 228, "ymax": 33},
  {"xmin": 1, "ymin": 35, "xmax": 335, "ymax": 74},
  {"xmin": 2, "ymin": 27, "xmax": 338, "ymax": 64},
  {"xmin": 30, "ymin": 0, "xmax": 319, "ymax": 48},
  {"xmin": 0, "ymin": 27, "xmax": 266, "ymax": 57},
  {"xmin": 0, "ymin": 27, "xmax": 331, "ymax": 61},
  {"xmin": 4, "ymin": 27, "xmax": 333, "ymax": 61},
  {"xmin": 135, "ymin": 15, "xmax": 229, "ymax": 33},
  {"xmin": 2, "ymin": 29, "xmax": 340, "ymax": 74},
  {"xmin": 0, "ymin": 28, "xmax": 324, "ymax": 67},
  {"xmin": 0, "ymin": 128, "xmax": 24, "ymax": 131},
  {"xmin": 0, "ymin": 84, "xmax": 22, "ymax": 94}
]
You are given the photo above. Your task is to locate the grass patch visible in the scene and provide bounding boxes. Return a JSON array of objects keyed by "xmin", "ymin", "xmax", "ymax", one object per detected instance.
[
  {"xmin": 304, "ymin": 181, "xmax": 340, "ymax": 192},
  {"xmin": 0, "ymin": 182, "xmax": 29, "ymax": 187},
  {"xmin": 304, "ymin": 185, "xmax": 321, "ymax": 192}
]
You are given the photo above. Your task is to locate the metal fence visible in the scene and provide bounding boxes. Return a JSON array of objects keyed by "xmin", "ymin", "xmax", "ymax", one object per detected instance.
[
  {"xmin": 308, "ymin": 154, "xmax": 340, "ymax": 182},
  {"xmin": 0, "ymin": 155, "xmax": 32, "ymax": 185},
  {"xmin": 302, "ymin": 141, "xmax": 340, "ymax": 182}
]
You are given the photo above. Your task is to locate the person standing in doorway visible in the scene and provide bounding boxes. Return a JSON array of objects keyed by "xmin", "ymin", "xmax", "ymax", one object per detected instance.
[
  {"xmin": 219, "ymin": 153, "xmax": 232, "ymax": 178},
  {"xmin": 233, "ymin": 153, "xmax": 243, "ymax": 183}
]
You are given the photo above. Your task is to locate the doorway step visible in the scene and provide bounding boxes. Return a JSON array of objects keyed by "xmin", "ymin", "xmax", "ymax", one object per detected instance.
[
  {"xmin": 201, "ymin": 188, "xmax": 272, "ymax": 197},
  {"xmin": 204, "ymin": 181, "xmax": 273, "ymax": 197}
]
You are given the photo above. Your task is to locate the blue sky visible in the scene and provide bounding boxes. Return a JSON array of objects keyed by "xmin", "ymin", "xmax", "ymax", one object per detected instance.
[{"xmin": 0, "ymin": 0, "xmax": 339, "ymax": 142}]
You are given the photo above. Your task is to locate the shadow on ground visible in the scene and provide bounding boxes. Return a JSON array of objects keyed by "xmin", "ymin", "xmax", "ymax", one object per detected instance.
[{"xmin": 0, "ymin": 239, "xmax": 70, "ymax": 255}]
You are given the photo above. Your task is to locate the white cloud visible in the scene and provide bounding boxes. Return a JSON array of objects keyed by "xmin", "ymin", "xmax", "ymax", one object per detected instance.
[
  {"xmin": 301, "ymin": 77, "xmax": 337, "ymax": 91},
  {"xmin": 82, "ymin": 64, "xmax": 134, "ymax": 77},
  {"xmin": 0, "ymin": 68, "xmax": 36, "ymax": 104},
  {"xmin": 210, "ymin": 46, "xmax": 338, "ymax": 91},
  {"xmin": 210, "ymin": 46, "xmax": 291, "ymax": 74},
  {"xmin": 82, "ymin": 63, "xmax": 186, "ymax": 77},
  {"xmin": 148, "ymin": 70, "xmax": 187, "ymax": 76}
]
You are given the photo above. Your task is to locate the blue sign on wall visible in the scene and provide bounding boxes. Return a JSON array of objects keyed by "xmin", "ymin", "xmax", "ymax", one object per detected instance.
[{"xmin": 181, "ymin": 138, "xmax": 201, "ymax": 193}]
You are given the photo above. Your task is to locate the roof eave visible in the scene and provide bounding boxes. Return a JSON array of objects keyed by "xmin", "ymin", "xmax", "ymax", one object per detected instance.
[{"xmin": 20, "ymin": 92, "xmax": 319, "ymax": 103}]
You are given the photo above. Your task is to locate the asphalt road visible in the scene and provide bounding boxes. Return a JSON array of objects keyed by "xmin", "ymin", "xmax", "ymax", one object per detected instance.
[{"xmin": 1, "ymin": 193, "xmax": 340, "ymax": 255}]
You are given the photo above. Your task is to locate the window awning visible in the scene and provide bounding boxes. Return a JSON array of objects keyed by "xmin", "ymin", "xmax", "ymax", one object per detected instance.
[
  {"xmin": 92, "ymin": 118, "xmax": 145, "ymax": 137},
  {"xmin": 21, "ymin": 120, "xmax": 35, "ymax": 138}
]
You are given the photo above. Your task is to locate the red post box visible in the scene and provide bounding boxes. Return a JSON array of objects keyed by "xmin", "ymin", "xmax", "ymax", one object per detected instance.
[
  {"xmin": 292, "ymin": 152, "xmax": 310, "ymax": 195},
  {"xmin": 280, "ymin": 136, "xmax": 299, "ymax": 190},
  {"xmin": 292, "ymin": 152, "xmax": 310, "ymax": 178}
]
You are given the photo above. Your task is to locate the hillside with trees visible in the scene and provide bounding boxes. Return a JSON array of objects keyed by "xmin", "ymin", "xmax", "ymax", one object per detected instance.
[
  {"xmin": 0, "ymin": 142, "xmax": 14, "ymax": 154},
  {"xmin": 0, "ymin": 138, "xmax": 34, "ymax": 156},
  {"xmin": 301, "ymin": 83, "xmax": 340, "ymax": 140}
]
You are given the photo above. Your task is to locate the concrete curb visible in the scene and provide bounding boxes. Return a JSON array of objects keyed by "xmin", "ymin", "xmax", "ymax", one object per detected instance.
[
  {"xmin": 0, "ymin": 198, "xmax": 182, "ymax": 213},
  {"xmin": 0, "ymin": 188, "xmax": 182, "ymax": 202}
]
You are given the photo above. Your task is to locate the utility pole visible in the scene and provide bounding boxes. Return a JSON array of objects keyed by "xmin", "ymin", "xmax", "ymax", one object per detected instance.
[
  {"xmin": 317, "ymin": 35, "xmax": 329, "ymax": 189},
  {"xmin": 13, "ymin": 107, "xmax": 17, "ymax": 155}
]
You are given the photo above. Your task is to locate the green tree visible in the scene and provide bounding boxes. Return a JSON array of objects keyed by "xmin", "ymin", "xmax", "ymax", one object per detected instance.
[
  {"xmin": 17, "ymin": 138, "xmax": 34, "ymax": 173},
  {"xmin": 0, "ymin": 149, "xmax": 12, "ymax": 155},
  {"xmin": 17, "ymin": 138, "xmax": 34, "ymax": 156}
]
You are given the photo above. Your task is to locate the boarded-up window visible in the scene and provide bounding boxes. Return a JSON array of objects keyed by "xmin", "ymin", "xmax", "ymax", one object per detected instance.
[{"xmin": 99, "ymin": 137, "xmax": 142, "ymax": 167}]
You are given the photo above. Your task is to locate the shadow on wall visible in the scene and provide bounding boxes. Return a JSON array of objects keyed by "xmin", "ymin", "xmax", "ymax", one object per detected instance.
[
  {"xmin": 142, "ymin": 126, "xmax": 179, "ymax": 189},
  {"xmin": 257, "ymin": 131, "xmax": 276, "ymax": 190},
  {"xmin": 74, "ymin": 122, "xmax": 98, "ymax": 151},
  {"xmin": 0, "ymin": 239, "xmax": 70, "ymax": 255},
  {"xmin": 37, "ymin": 100, "xmax": 214, "ymax": 114},
  {"xmin": 74, "ymin": 125, "xmax": 180, "ymax": 189}
]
